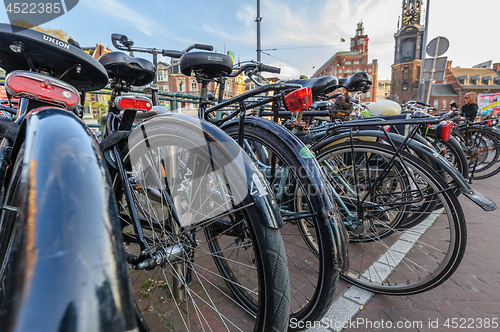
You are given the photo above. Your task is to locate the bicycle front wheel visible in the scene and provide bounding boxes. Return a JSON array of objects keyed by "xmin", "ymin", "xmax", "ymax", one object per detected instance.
[
  {"xmin": 222, "ymin": 117, "xmax": 344, "ymax": 329},
  {"xmin": 316, "ymin": 140, "xmax": 467, "ymax": 295},
  {"xmin": 113, "ymin": 114, "xmax": 290, "ymax": 332}
]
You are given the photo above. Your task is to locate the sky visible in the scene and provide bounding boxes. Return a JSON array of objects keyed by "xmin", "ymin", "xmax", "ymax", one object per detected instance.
[{"xmin": 0, "ymin": 0, "xmax": 497, "ymax": 81}]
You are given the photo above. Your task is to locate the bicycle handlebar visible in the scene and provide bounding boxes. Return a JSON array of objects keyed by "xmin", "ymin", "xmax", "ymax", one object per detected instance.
[
  {"xmin": 404, "ymin": 100, "xmax": 432, "ymax": 107},
  {"xmin": 111, "ymin": 33, "xmax": 213, "ymax": 57},
  {"xmin": 259, "ymin": 63, "xmax": 281, "ymax": 74},
  {"xmin": 193, "ymin": 43, "xmax": 213, "ymax": 51},
  {"xmin": 230, "ymin": 62, "xmax": 281, "ymax": 78}
]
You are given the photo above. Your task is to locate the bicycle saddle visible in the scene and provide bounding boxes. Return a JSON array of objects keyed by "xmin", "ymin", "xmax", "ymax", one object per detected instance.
[
  {"xmin": 98, "ymin": 52, "xmax": 156, "ymax": 86},
  {"xmin": 285, "ymin": 76, "xmax": 340, "ymax": 98},
  {"xmin": 343, "ymin": 72, "xmax": 372, "ymax": 93},
  {"xmin": 0, "ymin": 23, "xmax": 108, "ymax": 91},
  {"xmin": 179, "ymin": 52, "xmax": 233, "ymax": 78}
]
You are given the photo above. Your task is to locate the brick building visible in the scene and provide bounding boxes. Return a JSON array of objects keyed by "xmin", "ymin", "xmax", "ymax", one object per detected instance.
[
  {"xmin": 426, "ymin": 61, "xmax": 500, "ymax": 115},
  {"xmin": 312, "ymin": 22, "xmax": 378, "ymax": 103}
]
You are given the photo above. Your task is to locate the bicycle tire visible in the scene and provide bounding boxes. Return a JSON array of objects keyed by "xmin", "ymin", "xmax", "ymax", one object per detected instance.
[
  {"xmin": 113, "ymin": 114, "xmax": 290, "ymax": 332},
  {"xmin": 222, "ymin": 118, "xmax": 342, "ymax": 329},
  {"xmin": 458, "ymin": 126, "xmax": 500, "ymax": 180},
  {"xmin": 316, "ymin": 140, "xmax": 467, "ymax": 295}
]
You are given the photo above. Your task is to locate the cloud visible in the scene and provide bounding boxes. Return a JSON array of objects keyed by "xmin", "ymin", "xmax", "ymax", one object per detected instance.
[
  {"xmin": 244, "ymin": 0, "xmax": 401, "ymax": 79},
  {"xmin": 81, "ymin": 0, "xmax": 161, "ymax": 36},
  {"xmin": 261, "ymin": 60, "xmax": 301, "ymax": 80}
]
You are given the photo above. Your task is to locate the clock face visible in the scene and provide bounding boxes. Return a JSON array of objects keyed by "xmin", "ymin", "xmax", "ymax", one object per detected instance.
[{"xmin": 403, "ymin": 10, "xmax": 418, "ymax": 25}]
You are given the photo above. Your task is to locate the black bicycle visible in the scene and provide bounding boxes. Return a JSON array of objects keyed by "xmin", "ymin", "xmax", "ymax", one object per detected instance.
[{"xmin": 110, "ymin": 36, "xmax": 349, "ymax": 330}]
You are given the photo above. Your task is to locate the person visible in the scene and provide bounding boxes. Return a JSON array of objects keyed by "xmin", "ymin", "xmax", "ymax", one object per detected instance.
[
  {"xmin": 450, "ymin": 92, "xmax": 479, "ymax": 122},
  {"xmin": 485, "ymin": 108, "xmax": 497, "ymax": 120}
]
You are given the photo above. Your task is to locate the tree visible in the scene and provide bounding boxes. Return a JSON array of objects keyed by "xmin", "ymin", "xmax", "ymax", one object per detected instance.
[{"xmin": 11, "ymin": 20, "xmax": 68, "ymax": 41}]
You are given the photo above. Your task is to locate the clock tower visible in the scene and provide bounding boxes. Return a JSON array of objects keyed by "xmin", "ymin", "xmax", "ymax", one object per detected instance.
[{"xmin": 390, "ymin": 0, "xmax": 424, "ymax": 103}]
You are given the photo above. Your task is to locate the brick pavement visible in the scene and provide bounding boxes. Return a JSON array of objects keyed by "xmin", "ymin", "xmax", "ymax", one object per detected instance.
[{"xmin": 306, "ymin": 178, "xmax": 500, "ymax": 332}]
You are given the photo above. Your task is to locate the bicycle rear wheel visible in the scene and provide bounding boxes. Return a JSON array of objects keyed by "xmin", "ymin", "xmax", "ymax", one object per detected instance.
[
  {"xmin": 113, "ymin": 115, "xmax": 290, "ymax": 332},
  {"xmin": 222, "ymin": 118, "xmax": 344, "ymax": 329},
  {"xmin": 316, "ymin": 140, "xmax": 467, "ymax": 295}
]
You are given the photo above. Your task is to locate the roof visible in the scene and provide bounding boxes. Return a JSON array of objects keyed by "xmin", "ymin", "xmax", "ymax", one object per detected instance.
[
  {"xmin": 431, "ymin": 84, "xmax": 458, "ymax": 97},
  {"xmin": 449, "ymin": 67, "xmax": 500, "ymax": 90}
]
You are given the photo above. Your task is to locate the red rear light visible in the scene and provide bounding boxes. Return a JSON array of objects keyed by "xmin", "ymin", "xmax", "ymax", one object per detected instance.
[
  {"xmin": 115, "ymin": 95, "xmax": 152, "ymax": 112},
  {"xmin": 284, "ymin": 87, "xmax": 312, "ymax": 113},
  {"xmin": 487, "ymin": 119, "xmax": 492, "ymax": 126},
  {"xmin": 5, "ymin": 71, "xmax": 79, "ymax": 109},
  {"xmin": 437, "ymin": 121, "xmax": 453, "ymax": 141}
]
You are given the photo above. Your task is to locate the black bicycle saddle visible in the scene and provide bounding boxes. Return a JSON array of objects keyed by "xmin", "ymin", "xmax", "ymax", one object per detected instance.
[
  {"xmin": 98, "ymin": 52, "xmax": 156, "ymax": 86},
  {"xmin": 286, "ymin": 76, "xmax": 340, "ymax": 98},
  {"xmin": 179, "ymin": 52, "xmax": 233, "ymax": 79},
  {"xmin": 0, "ymin": 23, "xmax": 108, "ymax": 91}
]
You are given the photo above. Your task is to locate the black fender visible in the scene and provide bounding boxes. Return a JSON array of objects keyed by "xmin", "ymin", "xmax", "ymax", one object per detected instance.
[
  {"xmin": 131, "ymin": 113, "xmax": 284, "ymax": 229},
  {"xmin": 312, "ymin": 130, "xmax": 496, "ymax": 211},
  {"xmin": 220, "ymin": 116, "xmax": 349, "ymax": 273},
  {"xmin": 0, "ymin": 108, "xmax": 137, "ymax": 331}
]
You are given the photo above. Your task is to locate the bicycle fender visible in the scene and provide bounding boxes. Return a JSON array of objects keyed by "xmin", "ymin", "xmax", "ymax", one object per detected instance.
[
  {"xmin": 313, "ymin": 130, "xmax": 497, "ymax": 211},
  {"xmin": 134, "ymin": 113, "xmax": 284, "ymax": 229},
  {"xmin": 1, "ymin": 108, "xmax": 137, "ymax": 331},
  {"xmin": 221, "ymin": 116, "xmax": 349, "ymax": 273}
]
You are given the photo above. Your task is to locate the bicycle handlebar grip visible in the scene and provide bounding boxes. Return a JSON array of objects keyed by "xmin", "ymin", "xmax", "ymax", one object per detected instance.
[
  {"xmin": 194, "ymin": 44, "xmax": 214, "ymax": 51},
  {"xmin": 259, "ymin": 64, "xmax": 281, "ymax": 74},
  {"xmin": 348, "ymin": 95, "xmax": 359, "ymax": 104},
  {"xmin": 162, "ymin": 50, "xmax": 184, "ymax": 58},
  {"xmin": 111, "ymin": 33, "xmax": 128, "ymax": 43},
  {"xmin": 111, "ymin": 33, "xmax": 132, "ymax": 50}
]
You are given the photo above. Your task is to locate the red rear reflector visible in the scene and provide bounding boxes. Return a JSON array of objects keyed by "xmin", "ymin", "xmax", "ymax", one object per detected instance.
[
  {"xmin": 487, "ymin": 119, "xmax": 492, "ymax": 126},
  {"xmin": 437, "ymin": 121, "xmax": 453, "ymax": 141},
  {"xmin": 115, "ymin": 95, "xmax": 153, "ymax": 112},
  {"xmin": 284, "ymin": 87, "xmax": 312, "ymax": 113},
  {"xmin": 5, "ymin": 71, "xmax": 79, "ymax": 109}
]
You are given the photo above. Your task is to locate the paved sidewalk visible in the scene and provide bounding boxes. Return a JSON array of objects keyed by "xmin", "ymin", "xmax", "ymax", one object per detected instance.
[{"xmin": 307, "ymin": 178, "xmax": 500, "ymax": 332}]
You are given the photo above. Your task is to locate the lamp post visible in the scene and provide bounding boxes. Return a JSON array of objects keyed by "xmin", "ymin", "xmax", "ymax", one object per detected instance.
[{"xmin": 256, "ymin": 0, "xmax": 262, "ymax": 63}]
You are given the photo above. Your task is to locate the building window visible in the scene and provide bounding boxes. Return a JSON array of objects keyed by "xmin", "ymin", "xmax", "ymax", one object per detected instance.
[
  {"xmin": 191, "ymin": 81, "xmax": 197, "ymax": 91},
  {"xmin": 345, "ymin": 61, "xmax": 352, "ymax": 65},
  {"xmin": 179, "ymin": 81, "xmax": 184, "ymax": 91},
  {"xmin": 368, "ymin": 68, "xmax": 372, "ymax": 72},
  {"xmin": 402, "ymin": 82, "xmax": 408, "ymax": 90},
  {"xmin": 367, "ymin": 91, "xmax": 371, "ymax": 98},
  {"xmin": 403, "ymin": 67, "xmax": 409, "ymax": 80},
  {"xmin": 442, "ymin": 100, "xmax": 446, "ymax": 110},
  {"xmin": 353, "ymin": 61, "xmax": 360, "ymax": 65},
  {"xmin": 434, "ymin": 100, "xmax": 439, "ymax": 108},
  {"xmin": 157, "ymin": 72, "xmax": 163, "ymax": 81},
  {"xmin": 338, "ymin": 69, "xmax": 342, "ymax": 73}
]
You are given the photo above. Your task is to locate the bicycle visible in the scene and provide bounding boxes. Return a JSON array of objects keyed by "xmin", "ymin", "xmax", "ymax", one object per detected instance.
[
  {"xmin": 109, "ymin": 34, "xmax": 351, "ymax": 329},
  {"xmin": 249, "ymin": 73, "xmax": 496, "ymax": 294},
  {"xmin": 0, "ymin": 25, "xmax": 291, "ymax": 332},
  {"xmin": 180, "ymin": 54, "xmax": 348, "ymax": 327}
]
